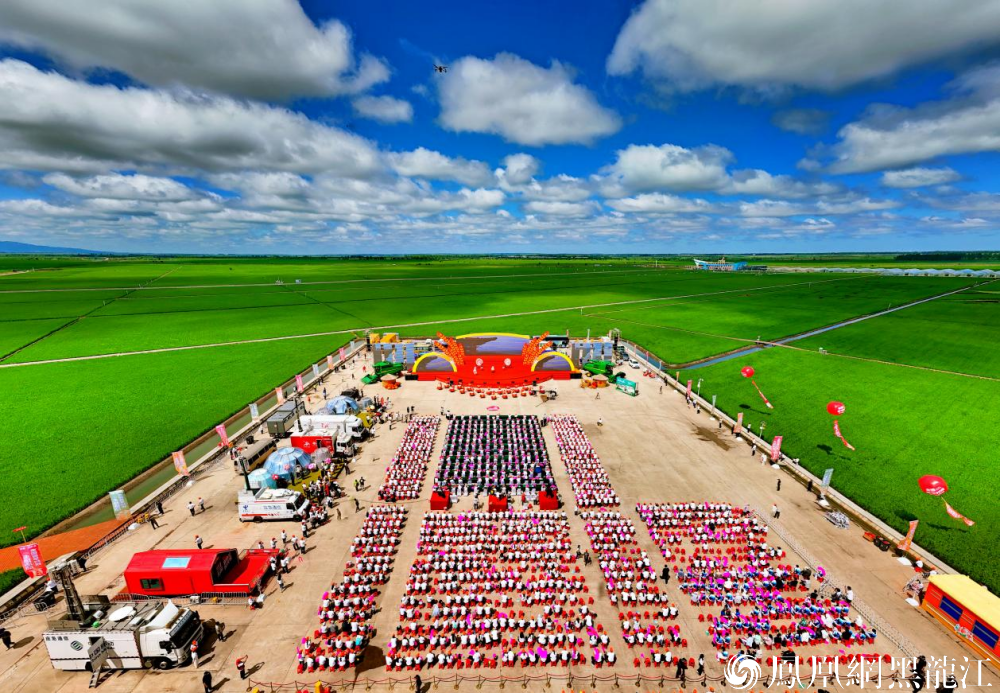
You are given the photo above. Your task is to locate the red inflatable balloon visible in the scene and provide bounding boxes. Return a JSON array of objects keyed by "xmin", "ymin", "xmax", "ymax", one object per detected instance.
[
  {"xmin": 827, "ymin": 401, "xmax": 846, "ymax": 416},
  {"xmin": 741, "ymin": 366, "xmax": 755, "ymax": 378},
  {"xmin": 918, "ymin": 475, "xmax": 948, "ymax": 496}
]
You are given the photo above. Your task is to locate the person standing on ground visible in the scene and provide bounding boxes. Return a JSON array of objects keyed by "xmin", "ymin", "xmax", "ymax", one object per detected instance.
[
  {"xmin": 187, "ymin": 501, "xmax": 195, "ymax": 517},
  {"xmin": 697, "ymin": 653, "xmax": 705, "ymax": 677},
  {"xmin": 761, "ymin": 453, "xmax": 768, "ymax": 466},
  {"xmin": 280, "ymin": 529, "xmax": 288, "ymax": 546},
  {"xmin": 354, "ymin": 497, "xmax": 361, "ymax": 513},
  {"xmin": 912, "ymin": 655, "xmax": 927, "ymax": 692},
  {"xmin": 661, "ymin": 565, "xmax": 670, "ymax": 585},
  {"xmin": 215, "ymin": 620, "xmax": 226, "ymax": 642},
  {"xmin": 198, "ymin": 497, "xmax": 205, "ymax": 513},
  {"xmin": 751, "ymin": 444, "xmax": 757, "ymax": 457},
  {"xmin": 772, "ymin": 504, "xmax": 780, "ymax": 519},
  {"xmin": 190, "ymin": 640, "xmax": 199, "ymax": 668},
  {"xmin": 776, "ymin": 479, "xmax": 781, "ymax": 492},
  {"xmin": 0, "ymin": 628, "xmax": 13, "ymax": 650},
  {"xmin": 149, "ymin": 515, "xmax": 159, "ymax": 530},
  {"xmin": 195, "ymin": 535, "xmax": 203, "ymax": 549},
  {"xmin": 675, "ymin": 655, "xmax": 687, "ymax": 682},
  {"xmin": 236, "ymin": 655, "xmax": 248, "ymax": 680},
  {"xmin": 415, "ymin": 674, "xmax": 423, "ymax": 693},
  {"xmin": 202, "ymin": 670, "xmax": 213, "ymax": 693},
  {"xmin": 156, "ymin": 501, "xmax": 164, "ymax": 516},
  {"xmin": 277, "ymin": 573, "xmax": 286, "ymax": 591}
]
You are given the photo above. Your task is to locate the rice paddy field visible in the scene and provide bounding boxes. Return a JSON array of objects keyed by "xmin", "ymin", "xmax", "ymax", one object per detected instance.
[{"xmin": 0, "ymin": 256, "xmax": 996, "ymax": 592}]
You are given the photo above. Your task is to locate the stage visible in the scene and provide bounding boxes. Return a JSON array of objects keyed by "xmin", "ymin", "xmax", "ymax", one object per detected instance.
[{"xmin": 411, "ymin": 333, "xmax": 578, "ymax": 388}]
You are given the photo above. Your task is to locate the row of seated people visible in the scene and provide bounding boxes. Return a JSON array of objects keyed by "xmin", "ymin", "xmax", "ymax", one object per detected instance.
[
  {"xmin": 388, "ymin": 511, "xmax": 614, "ymax": 670},
  {"xmin": 296, "ymin": 505, "xmax": 407, "ymax": 673},
  {"xmin": 580, "ymin": 510, "xmax": 683, "ymax": 656},
  {"xmin": 378, "ymin": 416, "xmax": 439, "ymax": 502},
  {"xmin": 635, "ymin": 502, "xmax": 877, "ymax": 658},
  {"xmin": 549, "ymin": 415, "xmax": 619, "ymax": 508},
  {"xmin": 433, "ymin": 415, "xmax": 555, "ymax": 497}
]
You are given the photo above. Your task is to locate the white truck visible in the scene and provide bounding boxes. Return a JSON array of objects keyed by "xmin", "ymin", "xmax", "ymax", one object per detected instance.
[
  {"xmin": 43, "ymin": 599, "xmax": 202, "ymax": 672},
  {"xmin": 238, "ymin": 487, "xmax": 310, "ymax": 522},
  {"xmin": 298, "ymin": 414, "xmax": 367, "ymax": 440}
]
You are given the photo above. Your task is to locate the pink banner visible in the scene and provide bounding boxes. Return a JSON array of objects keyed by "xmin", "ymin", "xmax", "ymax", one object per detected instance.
[
  {"xmin": 295, "ymin": 374, "xmax": 304, "ymax": 393},
  {"xmin": 326, "ymin": 355, "xmax": 334, "ymax": 370},
  {"xmin": 275, "ymin": 387, "xmax": 285, "ymax": 404},
  {"xmin": 686, "ymin": 380, "xmax": 692, "ymax": 397},
  {"xmin": 215, "ymin": 424, "xmax": 230, "ymax": 447},
  {"xmin": 945, "ymin": 501, "xmax": 975, "ymax": 526},
  {"xmin": 339, "ymin": 347, "xmax": 346, "ymax": 362},
  {"xmin": 770, "ymin": 435, "xmax": 783, "ymax": 461},
  {"xmin": 897, "ymin": 520, "xmax": 918, "ymax": 551},
  {"xmin": 751, "ymin": 379, "xmax": 774, "ymax": 409},
  {"xmin": 18, "ymin": 543, "xmax": 46, "ymax": 578},
  {"xmin": 833, "ymin": 420, "xmax": 856, "ymax": 450},
  {"xmin": 734, "ymin": 412, "xmax": 743, "ymax": 435},
  {"xmin": 172, "ymin": 451, "xmax": 189, "ymax": 476}
]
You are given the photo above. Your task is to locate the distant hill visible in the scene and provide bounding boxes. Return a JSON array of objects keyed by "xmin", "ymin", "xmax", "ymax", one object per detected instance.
[{"xmin": 0, "ymin": 240, "xmax": 108, "ymax": 255}]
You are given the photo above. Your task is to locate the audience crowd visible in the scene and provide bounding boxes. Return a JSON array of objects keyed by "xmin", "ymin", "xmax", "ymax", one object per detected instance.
[
  {"xmin": 386, "ymin": 511, "xmax": 617, "ymax": 670},
  {"xmin": 433, "ymin": 415, "xmax": 555, "ymax": 498},
  {"xmin": 296, "ymin": 505, "xmax": 407, "ymax": 672},
  {"xmin": 635, "ymin": 502, "xmax": 876, "ymax": 662},
  {"xmin": 549, "ymin": 415, "xmax": 619, "ymax": 507},
  {"xmin": 581, "ymin": 511, "xmax": 683, "ymax": 667},
  {"xmin": 378, "ymin": 416, "xmax": 440, "ymax": 502}
]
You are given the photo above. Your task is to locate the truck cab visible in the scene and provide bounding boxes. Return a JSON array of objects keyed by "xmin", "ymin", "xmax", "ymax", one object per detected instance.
[{"xmin": 238, "ymin": 487, "xmax": 310, "ymax": 522}]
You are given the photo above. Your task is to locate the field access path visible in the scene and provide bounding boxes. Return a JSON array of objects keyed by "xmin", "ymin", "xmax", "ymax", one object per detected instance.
[{"xmin": 0, "ymin": 275, "xmax": 861, "ymax": 369}]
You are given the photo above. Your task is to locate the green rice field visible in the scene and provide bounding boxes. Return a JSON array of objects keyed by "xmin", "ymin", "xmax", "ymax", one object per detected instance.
[{"xmin": 0, "ymin": 256, "xmax": 995, "ymax": 594}]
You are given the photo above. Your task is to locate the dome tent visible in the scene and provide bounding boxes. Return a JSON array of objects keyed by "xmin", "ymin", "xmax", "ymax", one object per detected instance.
[
  {"xmin": 264, "ymin": 447, "xmax": 310, "ymax": 482},
  {"xmin": 324, "ymin": 395, "xmax": 359, "ymax": 414},
  {"xmin": 248, "ymin": 468, "xmax": 275, "ymax": 490}
]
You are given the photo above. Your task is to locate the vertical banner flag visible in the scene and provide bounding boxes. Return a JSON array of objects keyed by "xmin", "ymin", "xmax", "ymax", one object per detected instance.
[
  {"xmin": 327, "ymin": 354, "xmax": 334, "ymax": 370},
  {"xmin": 675, "ymin": 371, "xmax": 680, "ymax": 383},
  {"xmin": 770, "ymin": 435, "xmax": 783, "ymax": 461},
  {"xmin": 339, "ymin": 347, "xmax": 346, "ymax": 362},
  {"xmin": 275, "ymin": 387, "xmax": 285, "ymax": 404},
  {"xmin": 215, "ymin": 424, "xmax": 230, "ymax": 447},
  {"xmin": 821, "ymin": 468, "xmax": 834, "ymax": 489},
  {"xmin": 172, "ymin": 451, "xmax": 189, "ymax": 476},
  {"xmin": 19, "ymin": 543, "xmax": 46, "ymax": 577},
  {"xmin": 944, "ymin": 502, "xmax": 976, "ymax": 527},
  {"xmin": 109, "ymin": 489, "xmax": 130, "ymax": 519},
  {"xmin": 295, "ymin": 374, "xmax": 304, "ymax": 393},
  {"xmin": 897, "ymin": 520, "xmax": 919, "ymax": 551},
  {"xmin": 686, "ymin": 380, "xmax": 692, "ymax": 397},
  {"xmin": 833, "ymin": 421, "xmax": 856, "ymax": 450},
  {"xmin": 249, "ymin": 402, "xmax": 259, "ymax": 420},
  {"xmin": 312, "ymin": 363, "xmax": 320, "ymax": 379},
  {"xmin": 711, "ymin": 394, "xmax": 717, "ymax": 415},
  {"xmin": 734, "ymin": 412, "xmax": 744, "ymax": 435}
]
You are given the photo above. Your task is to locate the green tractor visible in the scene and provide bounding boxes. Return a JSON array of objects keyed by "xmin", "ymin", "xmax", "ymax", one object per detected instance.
[
  {"xmin": 362, "ymin": 360, "xmax": 405, "ymax": 385},
  {"xmin": 581, "ymin": 360, "xmax": 626, "ymax": 384}
]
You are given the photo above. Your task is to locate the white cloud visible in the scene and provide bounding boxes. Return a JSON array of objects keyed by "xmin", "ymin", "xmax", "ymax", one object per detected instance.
[
  {"xmin": 602, "ymin": 143, "xmax": 732, "ymax": 193},
  {"xmin": 726, "ymin": 170, "xmax": 839, "ymax": 198},
  {"xmin": 497, "ymin": 154, "xmax": 540, "ymax": 186},
  {"xmin": 352, "ymin": 95, "xmax": 413, "ymax": 124},
  {"xmin": 831, "ymin": 65, "xmax": 1000, "ymax": 172},
  {"xmin": 771, "ymin": 109, "xmax": 829, "ymax": 135},
  {"xmin": 387, "ymin": 148, "xmax": 494, "ymax": 187},
  {"xmin": 739, "ymin": 197, "xmax": 899, "ymax": 217},
  {"xmin": 0, "ymin": 59, "xmax": 381, "ymax": 176},
  {"xmin": 0, "ymin": 0, "xmax": 388, "ymax": 100},
  {"xmin": 881, "ymin": 167, "xmax": 961, "ymax": 188},
  {"xmin": 523, "ymin": 200, "xmax": 599, "ymax": 217},
  {"xmin": 608, "ymin": 0, "xmax": 1000, "ymax": 91},
  {"xmin": 438, "ymin": 53, "xmax": 621, "ymax": 145},
  {"xmin": 43, "ymin": 173, "xmax": 198, "ymax": 201},
  {"xmin": 606, "ymin": 193, "xmax": 711, "ymax": 213}
]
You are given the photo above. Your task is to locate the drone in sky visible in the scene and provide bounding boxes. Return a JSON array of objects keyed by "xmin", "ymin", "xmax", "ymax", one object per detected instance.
[{"xmin": 434, "ymin": 65, "xmax": 448, "ymax": 73}]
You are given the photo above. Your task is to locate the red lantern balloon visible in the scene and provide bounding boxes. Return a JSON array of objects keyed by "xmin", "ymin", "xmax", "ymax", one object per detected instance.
[
  {"xmin": 827, "ymin": 401, "xmax": 845, "ymax": 416},
  {"xmin": 918, "ymin": 475, "xmax": 948, "ymax": 496},
  {"xmin": 741, "ymin": 366, "xmax": 755, "ymax": 378}
]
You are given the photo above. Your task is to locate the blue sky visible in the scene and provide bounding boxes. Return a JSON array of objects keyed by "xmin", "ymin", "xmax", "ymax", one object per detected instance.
[{"xmin": 1, "ymin": 0, "xmax": 1000, "ymax": 254}]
